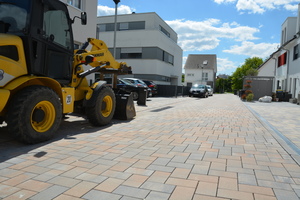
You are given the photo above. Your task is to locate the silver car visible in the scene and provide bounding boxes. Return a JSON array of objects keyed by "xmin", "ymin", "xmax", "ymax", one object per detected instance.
[{"xmin": 206, "ymin": 85, "xmax": 213, "ymax": 96}]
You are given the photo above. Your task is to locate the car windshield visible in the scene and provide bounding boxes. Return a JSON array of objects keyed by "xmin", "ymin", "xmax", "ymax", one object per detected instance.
[
  {"xmin": 120, "ymin": 79, "xmax": 135, "ymax": 86},
  {"xmin": 0, "ymin": 1, "xmax": 30, "ymax": 33},
  {"xmin": 192, "ymin": 85, "xmax": 205, "ymax": 89}
]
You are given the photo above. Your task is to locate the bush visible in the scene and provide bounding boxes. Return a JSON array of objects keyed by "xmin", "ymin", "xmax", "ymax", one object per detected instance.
[{"xmin": 246, "ymin": 93, "xmax": 254, "ymax": 102}]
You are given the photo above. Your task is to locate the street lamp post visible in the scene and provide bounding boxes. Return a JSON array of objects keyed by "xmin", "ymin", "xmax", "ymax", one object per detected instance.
[{"xmin": 113, "ymin": 0, "xmax": 120, "ymax": 58}]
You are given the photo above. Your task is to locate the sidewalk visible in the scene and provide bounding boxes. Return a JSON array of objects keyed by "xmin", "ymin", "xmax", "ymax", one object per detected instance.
[
  {"xmin": 245, "ymin": 99, "xmax": 300, "ymax": 165},
  {"xmin": 0, "ymin": 94, "xmax": 299, "ymax": 200}
]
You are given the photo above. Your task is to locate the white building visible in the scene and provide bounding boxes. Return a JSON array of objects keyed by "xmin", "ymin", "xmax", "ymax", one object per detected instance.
[
  {"xmin": 96, "ymin": 12, "xmax": 183, "ymax": 85},
  {"xmin": 184, "ymin": 54, "xmax": 217, "ymax": 88},
  {"xmin": 61, "ymin": 0, "xmax": 97, "ymax": 46},
  {"xmin": 258, "ymin": 4, "xmax": 300, "ymax": 99}
]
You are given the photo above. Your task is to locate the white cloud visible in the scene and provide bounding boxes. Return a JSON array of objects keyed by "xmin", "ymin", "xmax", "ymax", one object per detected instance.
[
  {"xmin": 166, "ymin": 19, "xmax": 259, "ymax": 52},
  {"xmin": 97, "ymin": 5, "xmax": 135, "ymax": 16},
  {"xmin": 213, "ymin": 0, "xmax": 299, "ymax": 14},
  {"xmin": 217, "ymin": 58, "xmax": 239, "ymax": 73},
  {"xmin": 223, "ymin": 41, "xmax": 279, "ymax": 58},
  {"xmin": 236, "ymin": 0, "xmax": 265, "ymax": 14},
  {"xmin": 214, "ymin": 0, "xmax": 236, "ymax": 4}
]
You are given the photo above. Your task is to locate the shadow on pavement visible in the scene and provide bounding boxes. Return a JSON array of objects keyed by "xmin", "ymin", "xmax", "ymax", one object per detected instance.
[{"xmin": 0, "ymin": 114, "xmax": 133, "ymax": 163}]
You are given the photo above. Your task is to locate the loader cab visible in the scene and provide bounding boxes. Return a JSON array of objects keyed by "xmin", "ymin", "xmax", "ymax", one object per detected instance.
[{"xmin": 0, "ymin": 0, "xmax": 75, "ymax": 84}]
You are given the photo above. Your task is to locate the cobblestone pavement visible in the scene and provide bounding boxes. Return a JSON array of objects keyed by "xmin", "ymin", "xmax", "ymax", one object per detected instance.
[{"xmin": 0, "ymin": 93, "xmax": 299, "ymax": 200}]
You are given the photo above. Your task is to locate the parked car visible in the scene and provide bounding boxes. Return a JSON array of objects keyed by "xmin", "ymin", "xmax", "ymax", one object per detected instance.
[
  {"xmin": 189, "ymin": 84, "xmax": 208, "ymax": 98},
  {"xmin": 206, "ymin": 85, "xmax": 213, "ymax": 96},
  {"xmin": 116, "ymin": 79, "xmax": 140, "ymax": 100},
  {"xmin": 143, "ymin": 80, "xmax": 158, "ymax": 97},
  {"xmin": 123, "ymin": 78, "xmax": 152, "ymax": 97}
]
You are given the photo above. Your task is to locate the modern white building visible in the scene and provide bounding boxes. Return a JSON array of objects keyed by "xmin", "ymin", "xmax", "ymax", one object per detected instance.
[
  {"xmin": 184, "ymin": 54, "xmax": 217, "ymax": 88},
  {"xmin": 258, "ymin": 4, "xmax": 300, "ymax": 99},
  {"xmin": 96, "ymin": 12, "xmax": 183, "ymax": 85},
  {"xmin": 61, "ymin": 0, "xmax": 97, "ymax": 46}
]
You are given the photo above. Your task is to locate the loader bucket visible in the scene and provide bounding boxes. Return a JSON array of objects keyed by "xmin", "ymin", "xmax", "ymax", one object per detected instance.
[{"xmin": 114, "ymin": 93, "xmax": 136, "ymax": 120}]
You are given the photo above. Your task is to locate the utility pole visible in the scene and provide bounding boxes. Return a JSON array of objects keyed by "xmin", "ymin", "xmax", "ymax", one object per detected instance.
[{"xmin": 113, "ymin": 0, "xmax": 120, "ymax": 58}]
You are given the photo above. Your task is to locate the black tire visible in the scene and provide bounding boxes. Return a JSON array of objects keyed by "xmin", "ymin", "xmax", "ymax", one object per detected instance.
[
  {"xmin": 86, "ymin": 87, "xmax": 116, "ymax": 126},
  {"xmin": 132, "ymin": 91, "xmax": 139, "ymax": 100},
  {"xmin": 6, "ymin": 86, "xmax": 62, "ymax": 144}
]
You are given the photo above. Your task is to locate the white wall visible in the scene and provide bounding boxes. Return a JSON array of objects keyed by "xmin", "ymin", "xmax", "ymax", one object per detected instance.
[
  {"xmin": 185, "ymin": 69, "xmax": 214, "ymax": 85},
  {"xmin": 258, "ymin": 59, "xmax": 276, "ymax": 77}
]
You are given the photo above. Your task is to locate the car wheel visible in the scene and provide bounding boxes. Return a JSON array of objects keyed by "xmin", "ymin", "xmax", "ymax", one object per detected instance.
[{"xmin": 132, "ymin": 91, "xmax": 139, "ymax": 100}]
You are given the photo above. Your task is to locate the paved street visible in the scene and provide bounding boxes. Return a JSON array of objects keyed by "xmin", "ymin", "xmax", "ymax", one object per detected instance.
[{"xmin": 0, "ymin": 93, "xmax": 300, "ymax": 200}]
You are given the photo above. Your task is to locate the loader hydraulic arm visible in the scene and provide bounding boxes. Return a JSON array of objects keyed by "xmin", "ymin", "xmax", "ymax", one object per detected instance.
[
  {"xmin": 70, "ymin": 38, "xmax": 132, "ymax": 99},
  {"xmin": 73, "ymin": 38, "xmax": 132, "ymax": 75}
]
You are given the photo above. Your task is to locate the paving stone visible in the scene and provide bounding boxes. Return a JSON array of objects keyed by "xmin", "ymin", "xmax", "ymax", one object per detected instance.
[
  {"xmin": 30, "ymin": 185, "xmax": 68, "ymax": 200},
  {"xmin": 64, "ymin": 181, "xmax": 97, "ymax": 197},
  {"xmin": 94, "ymin": 177, "xmax": 124, "ymax": 192},
  {"xmin": 238, "ymin": 173, "xmax": 257, "ymax": 185},
  {"xmin": 76, "ymin": 173, "xmax": 107, "ymax": 183},
  {"xmin": 47, "ymin": 176, "xmax": 81, "ymax": 187},
  {"xmin": 218, "ymin": 177, "xmax": 238, "ymax": 190},
  {"xmin": 239, "ymin": 184, "xmax": 274, "ymax": 196},
  {"xmin": 217, "ymin": 188, "xmax": 254, "ymax": 200},
  {"xmin": 169, "ymin": 186, "xmax": 195, "ymax": 200},
  {"xmin": 83, "ymin": 189, "xmax": 121, "ymax": 200},
  {"xmin": 113, "ymin": 185, "xmax": 150, "ymax": 199},
  {"xmin": 141, "ymin": 181, "xmax": 175, "ymax": 193},
  {"xmin": 53, "ymin": 194, "xmax": 83, "ymax": 200},
  {"xmin": 166, "ymin": 177, "xmax": 198, "ymax": 188},
  {"xmin": 145, "ymin": 191, "xmax": 171, "ymax": 200},
  {"xmin": 273, "ymin": 188, "xmax": 300, "ymax": 200},
  {"xmin": 196, "ymin": 181, "xmax": 218, "ymax": 196}
]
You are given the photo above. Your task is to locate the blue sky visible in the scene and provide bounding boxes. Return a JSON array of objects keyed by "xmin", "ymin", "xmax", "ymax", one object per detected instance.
[{"xmin": 97, "ymin": 0, "xmax": 299, "ymax": 75}]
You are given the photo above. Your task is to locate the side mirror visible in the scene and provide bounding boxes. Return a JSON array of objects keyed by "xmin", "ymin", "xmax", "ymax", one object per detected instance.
[{"xmin": 81, "ymin": 12, "xmax": 87, "ymax": 25}]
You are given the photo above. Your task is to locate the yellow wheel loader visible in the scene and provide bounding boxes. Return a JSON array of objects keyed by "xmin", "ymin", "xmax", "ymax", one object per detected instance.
[{"xmin": 0, "ymin": 0, "xmax": 135, "ymax": 144}]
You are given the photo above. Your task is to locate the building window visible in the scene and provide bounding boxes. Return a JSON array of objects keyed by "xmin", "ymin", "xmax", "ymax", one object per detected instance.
[
  {"xmin": 163, "ymin": 51, "xmax": 174, "ymax": 65},
  {"xmin": 98, "ymin": 21, "xmax": 145, "ymax": 32},
  {"xmin": 111, "ymin": 47, "xmax": 174, "ymax": 65},
  {"xmin": 278, "ymin": 52, "xmax": 287, "ymax": 67},
  {"xmin": 293, "ymin": 44, "xmax": 299, "ymax": 60},
  {"xmin": 187, "ymin": 74, "xmax": 194, "ymax": 77},
  {"xmin": 119, "ymin": 22, "xmax": 129, "ymax": 31},
  {"xmin": 202, "ymin": 72, "xmax": 208, "ymax": 81},
  {"xmin": 67, "ymin": 0, "xmax": 81, "ymax": 9},
  {"xmin": 120, "ymin": 47, "xmax": 142, "ymax": 59},
  {"xmin": 159, "ymin": 25, "xmax": 170, "ymax": 38}
]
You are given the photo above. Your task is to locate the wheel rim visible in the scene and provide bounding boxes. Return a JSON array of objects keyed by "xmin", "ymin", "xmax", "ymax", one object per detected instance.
[
  {"xmin": 101, "ymin": 95, "xmax": 113, "ymax": 117},
  {"xmin": 31, "ymin": 101, "xmax": 56, "ymax": 132},
  {"xmin": 132, "ymin": 92, "xmax": 138, "ymax": 100}
]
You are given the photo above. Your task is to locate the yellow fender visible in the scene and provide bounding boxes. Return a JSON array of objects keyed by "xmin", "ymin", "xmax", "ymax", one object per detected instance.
[{"xmin": 0, "ymin": 76, "xmax": 63, "ymax": 114}]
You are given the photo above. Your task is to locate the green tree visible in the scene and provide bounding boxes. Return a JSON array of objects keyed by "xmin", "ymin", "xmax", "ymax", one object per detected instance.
[
  {"xmin": 231, "ymin": 57, "xmax": 263, "ymax": 90},
  {"xmin": 216, "ymin": 76, "xmax": 232, "ymax": 93}
]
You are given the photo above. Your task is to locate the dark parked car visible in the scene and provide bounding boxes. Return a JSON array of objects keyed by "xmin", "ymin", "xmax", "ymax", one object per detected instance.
[
  {"xmin": 116, "ymin": 78, "xmax": 139, "ymax": 100},
  {"xmin": 123, "ymin": 78, "xmax": 152, "ymax": 97},
  {"xmin": 189, "ymin": 84, "xmax": 208, "ymax": 98},
  {"xmin": 143, "ymin": 80, "xmax": 158, "ymax": 97}
]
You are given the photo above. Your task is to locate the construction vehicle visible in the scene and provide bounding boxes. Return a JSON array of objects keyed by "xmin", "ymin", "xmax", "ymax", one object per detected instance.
[{"xmin": 0, "ymin": 0, "xmax": 135, "ymax": 143}]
